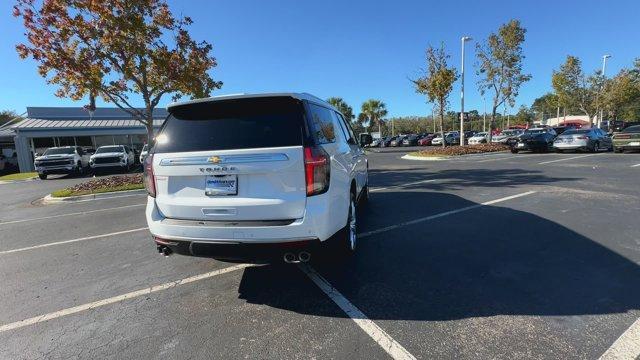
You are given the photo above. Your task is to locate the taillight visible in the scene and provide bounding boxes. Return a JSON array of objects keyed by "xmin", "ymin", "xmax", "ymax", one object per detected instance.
[
  {"xmin": 304, "ymin": 146, "xmax": 330, "ymax": 196},
  {"xmin": 143, "ymin": 154, "xmax": 156, "ymax": 198},
  {"xmin": 576, "ymin": 136, "xmax": 589, "ymax": 140}
]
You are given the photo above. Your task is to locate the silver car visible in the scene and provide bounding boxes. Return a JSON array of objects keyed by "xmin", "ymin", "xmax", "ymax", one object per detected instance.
[{"xmin": 553, "ymin": 128, "xmax": 613, "ymax": 152}]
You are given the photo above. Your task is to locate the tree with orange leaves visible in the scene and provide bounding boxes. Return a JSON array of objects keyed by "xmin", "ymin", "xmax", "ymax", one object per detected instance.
[{"xmin": 14, "ymin": 0, "xmax": 222, "ymax": 141}]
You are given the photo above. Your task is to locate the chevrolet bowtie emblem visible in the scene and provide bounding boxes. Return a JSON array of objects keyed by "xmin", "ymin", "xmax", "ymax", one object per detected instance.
[{"xmin": 208, "ymin": 156, "xmax": 222, "ymax": 164}]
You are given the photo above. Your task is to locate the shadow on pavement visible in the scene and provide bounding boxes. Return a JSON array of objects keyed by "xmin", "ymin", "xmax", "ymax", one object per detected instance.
[
  {"xmin": 237, "ymin": 191, "xmax": 640, "ymax": 322},
  {"xmin": 369, "ymin": 168, "xmax": 582, "ymax": 191}
]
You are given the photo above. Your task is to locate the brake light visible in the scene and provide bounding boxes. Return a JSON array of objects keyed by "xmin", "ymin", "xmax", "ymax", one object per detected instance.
[
  {"xmin": 143, "ymin": 154, "xmax": 156, "ymax": 198},
  {"xmin": 576, "ymin": 136, "xmax": 589, "ymax": 140},
  {"xmin": 304, "ymin": 146, "xmax": 330, "ymax": 196}
]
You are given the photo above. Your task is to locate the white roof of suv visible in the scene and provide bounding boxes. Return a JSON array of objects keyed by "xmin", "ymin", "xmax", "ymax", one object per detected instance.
[{"xmin": 167, "ymin": 93, "xmax": 337, "ymax": 112}]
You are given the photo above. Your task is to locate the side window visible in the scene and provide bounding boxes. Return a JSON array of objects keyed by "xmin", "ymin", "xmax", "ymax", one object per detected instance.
[
  {"xmin": 337, "ymin": 112, "xmax": 357, "ymax": 144},
  {"xmin": 307, "ymin": 103, "xmax": 336, "ymax": 144},
  {"xmin": 332, "ymin": 111, "xmax": 350, "ymax": 143}
]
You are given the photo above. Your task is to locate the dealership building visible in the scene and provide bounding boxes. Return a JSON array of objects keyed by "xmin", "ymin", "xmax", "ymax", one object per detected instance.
[{"xmin": 5, "ymin": 107, "xmax": 167, "ymax": 172}]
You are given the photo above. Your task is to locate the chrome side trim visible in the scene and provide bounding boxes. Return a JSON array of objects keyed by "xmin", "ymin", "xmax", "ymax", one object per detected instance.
[{"xmin": 159, "ymin": 153, "xmax": 289, "ymax": 166}]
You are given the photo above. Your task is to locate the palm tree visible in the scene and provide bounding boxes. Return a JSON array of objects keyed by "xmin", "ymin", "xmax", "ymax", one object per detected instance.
[
  {"xmin": 326, "ymin": 97, "xmax": 355, "ymax": 122},
  {"xmin": 361, "ymin": 99, "xmax": 388, "ymax": 137}
]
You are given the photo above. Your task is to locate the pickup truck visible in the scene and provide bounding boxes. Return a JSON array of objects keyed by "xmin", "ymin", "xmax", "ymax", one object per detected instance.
[{"xmin": 34, "ymin": 146, "xmax": 90, "ymax": 179}]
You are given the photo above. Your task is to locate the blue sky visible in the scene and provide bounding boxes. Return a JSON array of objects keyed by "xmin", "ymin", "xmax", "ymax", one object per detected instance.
[{"xmin": 1, "ymin": 0, "xmax": 638, "ymax": 117}]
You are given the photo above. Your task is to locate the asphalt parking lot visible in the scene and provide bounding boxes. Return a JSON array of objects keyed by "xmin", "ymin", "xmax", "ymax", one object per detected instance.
[{"xmin": 1, "ymin": 151, "xmax": 639, "ymax": 359}]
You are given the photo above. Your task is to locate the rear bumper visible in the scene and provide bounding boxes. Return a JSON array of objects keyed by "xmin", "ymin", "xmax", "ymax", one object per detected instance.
[
  {"xmin": 146, "ymin": 193, "xmax": 339, "ymax": 255},
  {"xmin": 553, "ymin": 141, "xmax": 588, "ymax": 150},
  {"xmin": 154, "ymin": 237, "xmax": 321, "ymax": 262}
]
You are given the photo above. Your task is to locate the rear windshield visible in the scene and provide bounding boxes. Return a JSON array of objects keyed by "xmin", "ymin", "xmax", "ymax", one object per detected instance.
[
  {"xmin": 44, "ymin": 148, "xmax": 74, "ymax": 155},
  {"xmin": 155, "ymin": 97, "xmax": 304, "ymax": 153},
  {"xmin": 623, "ymin": 125, "xmax": 640, "ymax": 133},
  {"xmin": 563, "ymin": 130, "xmax": 589, "ymax": 135}
]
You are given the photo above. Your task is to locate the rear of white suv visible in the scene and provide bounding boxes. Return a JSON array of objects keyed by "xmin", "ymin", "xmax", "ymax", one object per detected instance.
[{"xmin": 145, "ymin": 94, "xmax": 370, "ymax": 263}]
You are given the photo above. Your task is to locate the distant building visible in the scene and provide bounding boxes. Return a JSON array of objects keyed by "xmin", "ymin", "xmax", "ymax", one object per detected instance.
[
  {"xmin": 535, "ymin": 115, "xmax": 593, "ymax": 128},
  {"xmin": 10, "ymin": 107, "xmax": 167, "ymax": 172}
]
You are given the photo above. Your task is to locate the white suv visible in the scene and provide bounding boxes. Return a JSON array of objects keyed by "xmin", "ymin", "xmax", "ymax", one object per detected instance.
[{"xmin": 145, "ymin": 93, "xmax": 371, "ymax": 263}]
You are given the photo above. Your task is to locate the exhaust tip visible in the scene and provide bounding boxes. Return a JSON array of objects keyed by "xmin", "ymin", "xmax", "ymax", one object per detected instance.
[
  {"xmin": 283, "ymin": 252, "xmax": 297, "ymax": 263},
  {"xmin": 298, "ymin": 251, "xmax": 311, "ymax": 263},
  {"xmin": 160, "ymin": 246, "xmax": 172, "ymax": 257}
]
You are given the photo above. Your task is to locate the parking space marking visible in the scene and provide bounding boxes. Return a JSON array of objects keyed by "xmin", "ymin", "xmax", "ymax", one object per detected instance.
[
  {"xmin": 359, "ymin": 191, "xmax": 536, "ymax": 239},
  {"xmin": 370, "ymin": 179, "xmax": 437, "ymax": 192},
  {"xmin": 599, "ymin": 317, "xmax": 640, "ymax": 360},
  {"xmin": 0, "ymin": 204, "xmax": 145, "ymax": 226},
  {"xmin": 631, "ymin": 163, "xmax": 640, "ymax": 168},
  {"xmin": 0, "ymin": 227, "xmax": 148, "ymax": 255},
  {"xmin": 299, "ymin": 264, "xmax": 417, "ymax": 360},
  {"xmin": 0, "ymin": 263, "xmax": 252, "ymax": 333},
  {"xmin": 538, "ymin": 154, "xmax": 599, "ymax": 165}
]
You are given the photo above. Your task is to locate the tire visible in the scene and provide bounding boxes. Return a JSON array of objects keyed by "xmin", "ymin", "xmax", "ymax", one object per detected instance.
[
  {"xmin": 614, "ymin": 147, "xmax": 623, "ymax": 153},
  {"xmin": 38, "ymin": 174, "xmax": 47, "ymax": 180},
  {"xmin": 338, "ymin": 191, "xmax": 357, "ymax": 257},
  {"xmin": 511, "ymin": 149, "xmax": 519, "ymax": 154},
  {"xmin": 555, "ymin": 149, "xmax": 563, "ymax": 153},
  {"xmin": 76, "ymin": 162, "xmax": 84, "ymax": 176},
  {"xmin": 590, "ymin": 141, "xmax": 599, "ymax": 153}
]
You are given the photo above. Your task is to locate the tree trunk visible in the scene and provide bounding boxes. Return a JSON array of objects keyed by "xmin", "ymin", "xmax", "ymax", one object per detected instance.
[
  {"xmin": 377, "ymin": 119, "xmax": 381, "ymax": 138},
  {"xmin": 145, "ymin": 112, "xmax": 154, "ymax": 145},
  {"xmin": 487, "ymin": 106, "xmax": 498, "ymax": 143},
  {"xmin": 439, "ymin": 107, "xmax": 445, "ymax": 148}
]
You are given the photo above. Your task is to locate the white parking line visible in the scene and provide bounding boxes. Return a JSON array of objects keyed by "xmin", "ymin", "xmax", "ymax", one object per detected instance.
[
  {"xmin": 0, "ymin": 263, "xmax": 251, "ymax": 333},
  {"xmin": 538, "ymin": 154, "xmax": 599, "ymax": 165},
  {"xmin": 0, "ymin": 204, "xmax": 145, "ymax": 226},
  {"xmin": 370, "ymin": 179, "xmax": 437, "ymax": 192},
  {"xmin": 359, "ymin": 191, "xmax": 536, "ymax": 239},
  {"xmin": 631, "ymin": 163, "xmax": 640, "ymax": 168},
  {"xmin": 0, "ymin": 227, "xmax": 148, "ymax": 255},
  {"xmin": 599, "ymin": 317, "xmax": 640, "ymax": 360},
  {"xmin": 299, "ymin": 264, "xmax": 416, "ymax": 360}
]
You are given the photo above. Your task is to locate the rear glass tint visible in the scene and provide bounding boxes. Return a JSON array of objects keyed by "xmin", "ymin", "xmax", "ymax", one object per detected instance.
[
  {"xmin": 623, "ymin": 125, "xmax": 640, "ymax": 133},
  {"xmin": 155, "ymin": 97, "xmax": 304, "ymax": 153}
]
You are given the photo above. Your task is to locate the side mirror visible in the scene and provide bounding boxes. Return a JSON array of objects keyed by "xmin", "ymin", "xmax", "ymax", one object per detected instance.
[
  {"xmin": 35, "ymin": 153, "xmax": 42, "ymax": 157},
  {"xmin": 359, "ymin": 133, "xmax": 373, "ymax": 147}
]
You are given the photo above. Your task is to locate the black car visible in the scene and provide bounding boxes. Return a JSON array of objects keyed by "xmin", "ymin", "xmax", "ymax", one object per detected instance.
[
  {"xmin": 402, "ymin": 134, "xmax": 420, "ymax": 146},
  {"xmin": 510, "ymin": 128, "xmax": 558, "ymax": 153}
]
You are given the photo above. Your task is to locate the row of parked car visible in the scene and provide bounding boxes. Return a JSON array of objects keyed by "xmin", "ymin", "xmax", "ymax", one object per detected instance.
[
  {"xmin": 367, "ymin": 124, "xmax": 640, "ymax": 153},
  {"xmin": 33, "ymin": 144, "xmax": 150, "ymax": 179}
]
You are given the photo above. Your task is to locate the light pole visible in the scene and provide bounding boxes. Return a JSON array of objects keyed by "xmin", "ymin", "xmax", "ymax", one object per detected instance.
[
  {"xmin": 599, "ymin": 54, "xmax": 611, "ymax": 128},
  {"xmin": 460, "ymin": 36, "xmax": 472, "ymax": 146}
]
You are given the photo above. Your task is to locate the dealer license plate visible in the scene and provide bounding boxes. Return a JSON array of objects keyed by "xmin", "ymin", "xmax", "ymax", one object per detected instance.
[{"xmin": 205, "ymin": 175, "xmax": 237, "ymax": 196}]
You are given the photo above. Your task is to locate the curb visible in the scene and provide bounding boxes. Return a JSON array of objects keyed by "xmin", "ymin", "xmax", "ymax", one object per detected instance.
[
  {"xmin": 43, "ymin": 189, "xmax": 146, "ymax": 204},
  {"xmin": 401, "ymin": 150, "xmax": 510, "ymax": 162},
  {"xmin": 401, "ymin": 154, "xmax": 449, "ymax": 161}
]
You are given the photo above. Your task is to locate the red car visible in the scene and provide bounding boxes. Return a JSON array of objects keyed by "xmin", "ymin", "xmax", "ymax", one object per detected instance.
[{"xmin": 418, "ymin": 134, "xmax": 436, "ymax": 146}]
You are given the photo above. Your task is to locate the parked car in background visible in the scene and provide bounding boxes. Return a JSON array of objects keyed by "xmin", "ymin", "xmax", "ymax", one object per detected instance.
[
  {"xmin": 139, "ymin": 144, "xmax": 149, "ymax": 164},
  {"xmin": 432, "ymin": 132, "xmax": 459, "ymax": 146},
  {"xmin": 90, "ymin": 145, "xmax": 135, "ymax": 172},
  {"xmin": 145, "ymin": 93, "xmax": 370, "ymax": 262},
  {"xmin": 553, "ymin": 128, "xmax": 612, "ymax": 153},
  {"xmin": 390, "ymin": 135, "xmax": 406, "ymax": 147},
  {"xmin": 552, "ymin": 126, "xmax": 575, "ymax": 136},
  {"xmin": 468, "ymin": 132, "xmax": 488, "ymax": 145},
  {"xmin": 511, "ymin": 128, "xmax": 557, "ymax": 153},
  {"xmin": 402, "ymin": 134, "xmax": 420, "ymax": 146},
  {"xmin": 492, "ymin": 129, "xmax": 524, "ymax": 144},
  {"xmin": 380, "ymin": 137, "xmax": 393, "ymax": 147},
  {"xmin": 612, "ymin": 125, "xmax": 640, "ymax": 153},
  {"xmin": 33, "ymin": 146, "xmax": 90, "ymax": 179},
  {"xmin": 418, "ymin": 133, "xmax": 436, "ymax": 146}
]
